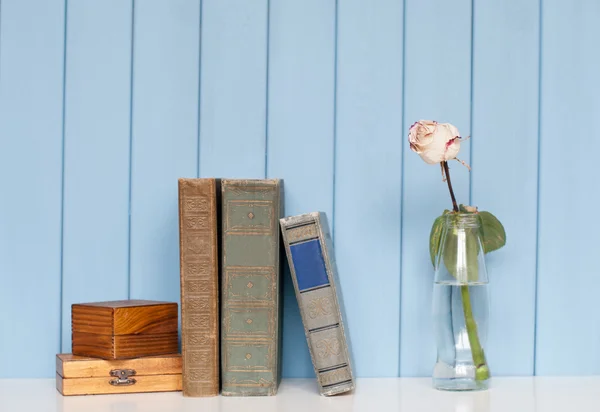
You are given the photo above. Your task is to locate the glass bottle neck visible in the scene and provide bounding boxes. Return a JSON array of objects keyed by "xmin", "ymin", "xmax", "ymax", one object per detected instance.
[{"xmin": 444, "ymin": 213, "xmax": 481, "ymax": 230}]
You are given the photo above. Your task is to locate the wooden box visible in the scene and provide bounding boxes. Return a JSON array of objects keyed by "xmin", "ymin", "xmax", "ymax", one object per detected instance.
[
  {"xmin": 72, "ymin": 300, "xmax": 179, "ymax": 359},
  {"xmin": 56, "ymin": 354, "xmax": 182, "ymax": 396}
]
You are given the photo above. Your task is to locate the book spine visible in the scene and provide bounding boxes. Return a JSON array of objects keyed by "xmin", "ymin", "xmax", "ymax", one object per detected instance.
[
  {"xmin": 221, "ymin": 179, "xmax": 282, "ymax": 396},
  {"xmin": 178, "ymin": 178, "xmax": 219, "ymax": 397},
  {"xmin": 280, "ymin": 212, "xmax": 355, "ymax": 396}
]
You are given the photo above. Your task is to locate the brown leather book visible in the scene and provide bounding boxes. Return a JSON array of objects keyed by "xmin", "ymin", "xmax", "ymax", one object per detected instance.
[{"xmin": 178, "ymin": 178, "xmax": 220, "ymax": 397}]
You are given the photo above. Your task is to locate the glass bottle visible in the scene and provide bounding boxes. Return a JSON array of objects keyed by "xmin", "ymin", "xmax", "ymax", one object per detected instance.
[{"xmin": 432, "ymin": 213, "xmax": 490, "ymax": 391}]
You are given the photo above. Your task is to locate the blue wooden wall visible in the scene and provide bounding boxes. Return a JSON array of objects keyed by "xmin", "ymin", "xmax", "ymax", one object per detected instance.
[{"xmin": 0, "ymin": 0, "xmax": 597, "ymax": 378}]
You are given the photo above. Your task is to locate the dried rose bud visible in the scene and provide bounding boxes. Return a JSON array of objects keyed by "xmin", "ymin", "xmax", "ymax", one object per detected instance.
[{"xmin": 409, "ymin": 120, "xmax": 462, "ymax": 164}]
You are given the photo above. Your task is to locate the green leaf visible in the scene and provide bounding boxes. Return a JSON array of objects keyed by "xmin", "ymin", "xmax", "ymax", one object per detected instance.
[
  {"xmin": 429, "ymin": 216, "xmax": 445, "ymax": 267},
  {"xmin": 429, "ymin": 209, "xmax": 452, "ymax": 267},
  {"xmin": 479, "ymin": 211, "xmax": 506, "ymax": 253}
]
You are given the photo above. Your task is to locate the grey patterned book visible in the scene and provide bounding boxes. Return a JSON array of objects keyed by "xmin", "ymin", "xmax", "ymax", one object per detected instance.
[
  {"xmin": 221, "ymin": 179, "xmax": 282, "ymax": 396},
  {"xmin": 279, "ymin": 212, "xmax": 354, "ymax": 396}
]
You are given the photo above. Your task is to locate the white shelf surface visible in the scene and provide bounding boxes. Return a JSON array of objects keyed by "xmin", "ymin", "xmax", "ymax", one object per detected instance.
[{"xmin": 2, "ymin": 377, "xmax": 600, "ymax": 412}]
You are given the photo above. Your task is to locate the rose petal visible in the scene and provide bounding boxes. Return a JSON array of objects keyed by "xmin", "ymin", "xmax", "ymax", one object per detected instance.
[
  {"xmin": 444, "ymin": 138, "xmax": 461, "ymax": 160},
  {"xmin": 409, "ymin": 120, "xmax": 437, "ymax": 146},
  {"xmin": 410, "ymin": 142, "xmax": 421, "ymax": 153},
  {"xmin": 439, "ymin": 123, "xmax": 460, "ymax": 140},
  {"xmin": 418, "ymin": 131, "xmax": 448, "ymax": 164}
]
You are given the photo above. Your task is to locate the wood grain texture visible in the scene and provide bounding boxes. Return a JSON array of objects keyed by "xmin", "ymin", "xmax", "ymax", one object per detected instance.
[
  {"xmin": 57, "ymin": 354, "xmax": 182, "ymax": 378},
  {"xmin": 70, "ymin": 305, "xmax": 114, "ymax": 335},
  {"xmin": 178, "ymin": 179, "xmax": 220, "ymax": 397},
  {"xmin": 71, "ymin": 301, "xmax": 178, "ymax": 336},
  {"xmin": 72, "ymin": 333, "xmax": 113, "ymax": 359},
  {"xmin": 114, "ymin": 333, "xmax": 179, "ymax": 359},
  {"xmin": 113, "ymin": 305, "xmax": 178, "ymax": 335},
  {"xmin": 72, "ymin": 332, "xmax": 179, "ymax": 360},
  {"xmin": 56, "ymin": 373, "xmax": 182, "ymax": 396}
]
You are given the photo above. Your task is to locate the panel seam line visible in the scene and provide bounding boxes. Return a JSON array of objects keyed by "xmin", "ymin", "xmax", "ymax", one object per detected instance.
[
  {"xmin": 264, "ymin": 0, "xmax": 271, "ymax": 179},
  {"xmin": 332, "ymin": 0, "xmax": 339, "ymax": 239},
  {"xmin": 59, "ymin": 0, "xmax": 69, "ymax": 353},
  {"xmin": 126, "ymin": 0, "xmax": 136, "ymax": 299},
  {"xmin": 468, "ymin": 0, "xmax": 475, "ymax": 205},
  {"xmin": 533, "ymin": 0, "xmax": 543, "ymax": 376},
  {"xmin": 398, "ymin": 0, "xmax": 407, "ymax": 377},
  {"xmin": 196, "ymin": 0, "xmax": 203, "ymax": 178}
]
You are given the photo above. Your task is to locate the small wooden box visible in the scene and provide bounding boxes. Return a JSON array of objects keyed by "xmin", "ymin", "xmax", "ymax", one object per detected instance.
[
  {"xmin": 56, "ymin": 353, "xmax": 182, "ymax": 396},
  {"xmin": 72, "ymin": 300, "xmax": 179, "ymax": 359}
]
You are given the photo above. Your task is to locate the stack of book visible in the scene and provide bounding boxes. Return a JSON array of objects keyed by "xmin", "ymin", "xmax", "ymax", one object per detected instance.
[{"xmin": 179, "ymin": 178, "xmax": 354, "ymax": 397}]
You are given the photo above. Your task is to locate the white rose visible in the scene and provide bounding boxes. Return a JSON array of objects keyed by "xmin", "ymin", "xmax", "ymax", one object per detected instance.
[{"xmin": 409, "ymin": 120, "xmax": 461, "ymax": 164}]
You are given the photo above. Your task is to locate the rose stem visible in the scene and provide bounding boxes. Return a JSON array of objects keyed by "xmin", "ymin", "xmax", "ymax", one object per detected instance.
[
  {"xmin": 460, "ymin": 284, "xmax": 490, "ymax": 381},
  {"xmin": 442, "ymin": 161, "xmax": 459, "ymax": 213},
  {"xmin": 442, "ymin": 160, "xmax": 490, "ymax": 381}
]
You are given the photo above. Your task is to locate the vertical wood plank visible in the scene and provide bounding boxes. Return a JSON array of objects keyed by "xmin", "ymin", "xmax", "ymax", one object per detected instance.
[
  {"xmin": 129, "ymin": 0, "xmax": 200, "ymax": 303},
  {"xmin": 471, "ymin": 0, "xmax": 540, "ymax": 375},
  {"xmin": 61, "ymin": 0, "xmax": 133, "ymax": 352},
  {"xmin": 535, "ymin": 0, "xmax": 600, "ymax": 375},
  {"xmin": 401, "ymin": 0, "xmax": 472, "ymax": 376},
  {"xmin": 199, "ymin": 0, "xmax": 268, "ymax": 178},
  {"xmin": 0, "ymin": 0, "xmax": 65, "ymax": 377},
  {"xmin": 266, "ymin": 0, "xmax": 336, "ymax": 378},
  {"xmin": 335, "ymin": 0, "xmax": 404, "ymax": 377}
]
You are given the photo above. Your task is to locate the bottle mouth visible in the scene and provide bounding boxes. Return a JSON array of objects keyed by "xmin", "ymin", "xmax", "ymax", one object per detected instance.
[{"xmin": 443, "ymin": 213, "xmax": 481, "ymax": 228}]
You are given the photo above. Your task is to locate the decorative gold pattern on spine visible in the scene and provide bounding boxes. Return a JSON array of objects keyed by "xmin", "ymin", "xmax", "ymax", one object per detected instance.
[
  {"xmin": 308, "ymin": 296, "xmax": 334, "ymax": 319},
  {"xmin": 315, "ymin": 337, "xmax": 342, "ymax": 359},
  {"xmin": 221, "ymin": 179, "xmax": 281, "ymax": 396},
  {"xmin": 178, "ymin": 179, "xmax": 219, "ymax": 397},
  {"xmin": 286, "ymin": 223, "xmax": 318, "ymax": 244},
  {"xmin": 319, "ymin": 366, "xmax": 352, "ymax": 387}
]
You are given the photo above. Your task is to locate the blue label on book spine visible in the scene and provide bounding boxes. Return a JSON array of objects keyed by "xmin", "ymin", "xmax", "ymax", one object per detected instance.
[{"xmin": 290, "ymin": 239, "xmax": 330, "ymax": 291}]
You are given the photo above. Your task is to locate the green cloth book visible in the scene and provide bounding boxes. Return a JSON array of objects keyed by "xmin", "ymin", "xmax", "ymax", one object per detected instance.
[{"xmin": 220, "ymin": 179, "xmax": 282, "ymax": 396}]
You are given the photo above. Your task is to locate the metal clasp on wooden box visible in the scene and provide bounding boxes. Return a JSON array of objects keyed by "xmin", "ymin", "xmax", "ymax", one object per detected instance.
[{"xmin": 109, "ymin": 369, "xmax": 137, "ymax": 386}]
